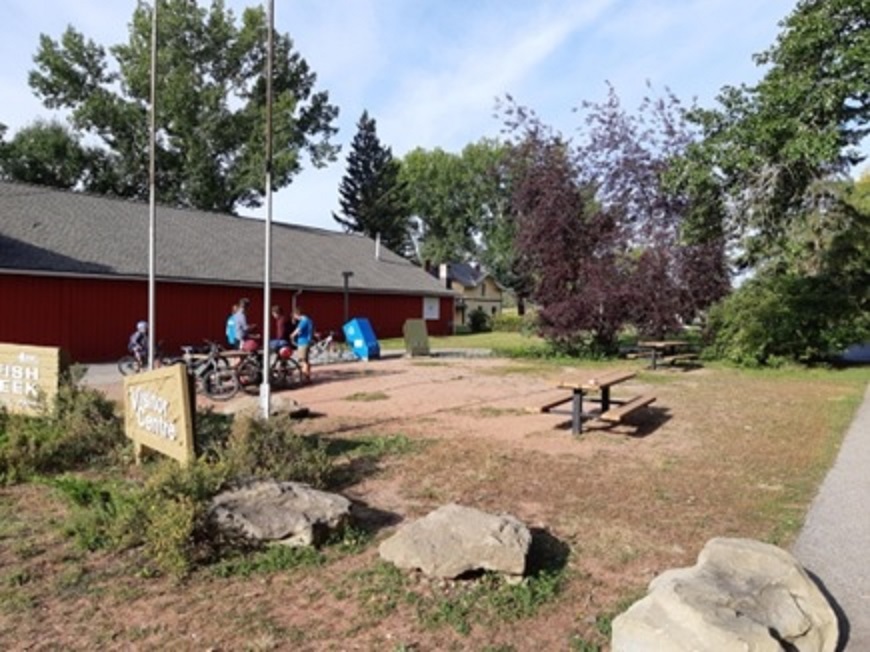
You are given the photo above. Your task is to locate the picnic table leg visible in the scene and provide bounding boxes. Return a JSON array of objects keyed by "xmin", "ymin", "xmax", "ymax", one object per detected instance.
[
  {"xmin": 601, "ymin": 387, "xmax": 611, "ymax": 412},
  {"xmin": 651, "ymin": 349, "xmax": 658, "ymax": 370},
  {"xmin": 572, "ymin": 389, "xmax": 584, "ymax": 435}
]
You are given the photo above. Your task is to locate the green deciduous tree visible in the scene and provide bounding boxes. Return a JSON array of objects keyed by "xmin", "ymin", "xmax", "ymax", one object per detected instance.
[
  {"xmin": 688, "ymin": 0, "xmax": 870, "ymax": 261},
  {"xmin": 28, "ymin": 0, "xmax": 338, "ymax": 213},
  {"xmin": 401, "ymin": 139, "xmax": 510, "ymax": 266},
  {"xmin": 690, "ymin": 1, "xmax": 870, "ymax": 364},
  {"xmin": 333, "ymin": 110, "xmax": 412, "ymax": 257},
  {"xmin": 0, "ymin": 119, "xmax": 91, "ymax": 188}
]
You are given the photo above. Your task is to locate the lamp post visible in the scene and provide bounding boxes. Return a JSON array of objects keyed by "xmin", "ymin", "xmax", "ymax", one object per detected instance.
[{"xmin": 342, "ymin": 271, "xmax": 354, "ymax": 326}]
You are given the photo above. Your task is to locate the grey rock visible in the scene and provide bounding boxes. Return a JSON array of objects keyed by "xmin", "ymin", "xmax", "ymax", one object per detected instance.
[
  {"xmin": 210, "ymin": 479, "xmax": 351, "ymax": 547},
  {"xmin": 612, "ymin": 537, "xmax": 838, "ymax": 652},
  {"xmin": 378, "ymin": 503, "xmax": 531, "ymax": 578}
]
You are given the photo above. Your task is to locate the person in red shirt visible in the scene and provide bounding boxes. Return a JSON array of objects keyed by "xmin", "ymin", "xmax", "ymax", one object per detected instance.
[{"xmin": 269, "ymin": 305, "xmax": 291, "ymax": 351}]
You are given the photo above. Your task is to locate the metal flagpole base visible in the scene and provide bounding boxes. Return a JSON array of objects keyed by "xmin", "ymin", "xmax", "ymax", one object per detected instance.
[{"xmin": 259, "ymin": 382, "xmax": 272, "ymax": 419}]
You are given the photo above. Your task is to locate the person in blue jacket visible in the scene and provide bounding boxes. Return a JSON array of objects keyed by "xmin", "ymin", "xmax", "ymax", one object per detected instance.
[
  {"xmin": 225, "ymin": 303, "xmax": 239, "ymax": 348},
  {"xmin": 291, "ymin": 306, "xmax": 314, "ymax": 382}
]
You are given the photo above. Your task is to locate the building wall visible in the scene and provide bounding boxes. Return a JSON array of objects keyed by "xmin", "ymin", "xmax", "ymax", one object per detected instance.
[
  {"xmin": 454, "ymin": 277, "xmax": 504, "ymax": 327},
  {"xmin": 0, "ymin": 274, "xmax": 452, "ymax": 362}
]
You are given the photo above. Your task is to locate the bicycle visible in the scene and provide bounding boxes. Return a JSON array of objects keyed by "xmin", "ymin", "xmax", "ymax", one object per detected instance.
[
  {"xmin": 308, "ymin": 330, "xmax": 355, "ymax": 365},
  {"xmin": 178, "ymin": 340, "xmax": 239, "ymax": 401},
  {"xmin": 236, "ymin": 344, "xmax": 304, "ymax": 393},
  {"xmin": 309, "ymin": 330, "xmax": 336, "ymax": 364},
  {"xmin": 117, "ymin": 341, "xmax": 172, "ymax": 376}
]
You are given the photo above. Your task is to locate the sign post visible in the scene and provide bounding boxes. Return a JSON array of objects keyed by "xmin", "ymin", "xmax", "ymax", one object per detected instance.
[
  {"xmin": 124, "ymin": 364, "xmax": 195, "ymax": 466},
  {"xmin": 402, "ymin": 319, "xmax": 431, "ymax": 357},
  {"xmin": 0, "ymin": 343, "xmax": 64, "ymax": 415}
]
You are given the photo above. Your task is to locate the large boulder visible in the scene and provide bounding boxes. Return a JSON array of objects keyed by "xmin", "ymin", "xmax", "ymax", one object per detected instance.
[
  {"xmin": 210, "ymin": 479, "xmax": 351, "ymax": 547},
  {"xmin": 612, "ymin": 537, "xmax": 839, "ymax": 652},
  {"xmin": 378, "ymin": 503, "xmax": 531, "ymax": 579}
]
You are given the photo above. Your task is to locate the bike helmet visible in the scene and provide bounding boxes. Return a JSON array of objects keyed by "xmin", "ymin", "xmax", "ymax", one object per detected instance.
[
  {"xmin": 278, "ymin": 346, "xmax": 293, "ymax": 360},
  {"xmin": 136, "ymin": 321, "xmax": 148, "ymax": 333}
]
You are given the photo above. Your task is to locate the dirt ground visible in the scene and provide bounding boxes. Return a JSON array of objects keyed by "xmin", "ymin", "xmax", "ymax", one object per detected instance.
[{"xmin": 1, "ymin": 353, "xmax": 866, "ymax": 651}]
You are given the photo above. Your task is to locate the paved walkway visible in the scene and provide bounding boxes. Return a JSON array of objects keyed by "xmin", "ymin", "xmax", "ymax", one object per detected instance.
[{"xmin": 793, "ymin": 382, "xmax": 870, "ymax": 651}]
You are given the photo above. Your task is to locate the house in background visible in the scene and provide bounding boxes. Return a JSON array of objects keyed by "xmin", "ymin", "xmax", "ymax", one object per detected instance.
[
  {"xmin": 0, "ymin": 180, "xmax": 455, "ymax": 361},
  {"xmin": 435, "ymin": 262, "xmax": 504, "ymax": 331}
]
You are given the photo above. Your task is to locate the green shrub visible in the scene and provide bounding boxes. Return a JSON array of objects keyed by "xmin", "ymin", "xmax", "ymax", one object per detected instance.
[
  {"xmin": 491, "ymin": 312, "xmax": 524, "ymax": 332},
  {"xmin": 52, "ymin": 475, "xmax": 143, "ymax": 551},
  {"xmin": 468, "ymin": 307, "xmax": 492, "ymax": 334},
  {"xmin": 194, "ymin": 408, "xmax": 234, "ymax": 460},
  {"xmin": 50, "ymin": 413, "xmax": 338, "ymax": 578},
  {"xmin": 705, "ymin": 272, "xmax": 870, "ymax": 366},
  {"xmin": 53, "ymin": 460, "xmax": 231, "ymax": 577},
  {"xmin": 224, "ymin": 415, "xmax": 334, "ymax": 488},
  {"xmin": 0, "ymin": 380, "xmax": 124, "ymax": 484}
]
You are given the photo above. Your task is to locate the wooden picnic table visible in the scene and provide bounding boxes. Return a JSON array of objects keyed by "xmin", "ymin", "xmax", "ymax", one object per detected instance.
[
  {"xmin": 541, "ymin": 369, "xmax": 652, "ymax": 435},
  {"xmin": 637, "ymin": 340, "xmax": 696, "ymax": 369}
]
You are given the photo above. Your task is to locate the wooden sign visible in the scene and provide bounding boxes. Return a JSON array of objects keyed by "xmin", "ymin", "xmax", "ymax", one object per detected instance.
[
  {"xmin": 402, "ymin": 319, "xmax": 430, "ymax": 357},
  {"xmin": 124, "ymin": 364, "xmax": 195, "ymax": 466},
  {"xmin": 0, "ymin": 343, "xmax": 63, "ymax": 415}
]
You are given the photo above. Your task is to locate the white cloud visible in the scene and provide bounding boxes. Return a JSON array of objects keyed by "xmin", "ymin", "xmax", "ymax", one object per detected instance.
[
  {"xmin": 375, "ymin": 0, "xmax": 617, "ymax": 153},
  {"xmin": 8, "ymin": 0, "xmax": 852, "ymax": 228}
]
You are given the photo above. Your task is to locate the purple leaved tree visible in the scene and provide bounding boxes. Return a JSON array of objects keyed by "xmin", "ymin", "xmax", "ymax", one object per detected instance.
[{"xmin": 501, "ymin": 86, "xmax": 729, "ymax": 353}]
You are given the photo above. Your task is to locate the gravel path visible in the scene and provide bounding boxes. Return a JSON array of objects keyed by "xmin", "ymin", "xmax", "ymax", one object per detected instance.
[{"xmin": 793, "ymin": 382, "xmax": 870, "ymax": 651}]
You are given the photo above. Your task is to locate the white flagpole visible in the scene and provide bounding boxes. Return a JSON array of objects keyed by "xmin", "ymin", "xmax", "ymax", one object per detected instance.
[
  {"xmin": 259, "ymin": 0, "xmax": 274, "ymax": 417},
  {"xmin": 147, "ymin": 0, "xmax": 158, "ymax": 369}
]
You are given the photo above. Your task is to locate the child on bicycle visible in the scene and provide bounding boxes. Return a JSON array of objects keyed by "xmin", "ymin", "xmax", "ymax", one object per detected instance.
[{"xmin": 128, "ymin": 320, "xmax": 149, "ymax": 364}]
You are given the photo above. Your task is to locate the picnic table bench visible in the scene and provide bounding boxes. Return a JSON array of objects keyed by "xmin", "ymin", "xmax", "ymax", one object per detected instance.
[
  {"xmin": 537, "ymin": 369, "xmax": 656, "ymax": 435},
  {"xmin": 636, "ymin": 340, "xmax": 698, "ymax": 370}
]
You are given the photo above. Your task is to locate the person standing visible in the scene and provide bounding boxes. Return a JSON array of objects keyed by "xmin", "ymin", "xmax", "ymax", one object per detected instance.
[
  {"xmin": 291, "ymin": 306, "xmax": 314, "ymax": 382},
  {"xmin": 225, "ymin": 303, "xmax": 239, "ymax": 349},
  {"xmin": 235, "ymin": 298, "xmax": 258, "ymax": 351},
  {"xmin": 270, "ymin": 305, "xmax": 290, "ymax": 351}
]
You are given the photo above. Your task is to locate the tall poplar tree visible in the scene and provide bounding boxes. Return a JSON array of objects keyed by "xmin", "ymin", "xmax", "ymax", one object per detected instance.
[
  {"xmin": 333, "ymin": 111, "xmax": 412, "ymax": 257},
  {"xmin": 27, "ymin": 0, "xmax": 339, "ymax": 213}
]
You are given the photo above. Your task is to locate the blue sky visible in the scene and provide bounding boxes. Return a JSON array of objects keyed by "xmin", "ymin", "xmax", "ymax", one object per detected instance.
[{"xmin": 1, "ymin": 0, "xmax": 817, "ymax": 230}]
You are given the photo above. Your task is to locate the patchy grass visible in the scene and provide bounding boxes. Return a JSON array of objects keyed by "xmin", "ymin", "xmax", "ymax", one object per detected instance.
[
  {"xmin": 0, "ymin": 359, "xmax": 866, "ymax": 650},
  {"xmin": 343, "ymin": 391, "xmax": 390, "ymax": 402},
  {"xmin": 379, "ymin": 331, "xmax": 548, "ymax": 354},
  {"xmin": 458, "ymin": 406, "xmax": 529, "ymax": 418},
  {"xmin": 211, "ymin": 544, "xmax": 324, "ymax": 578}
]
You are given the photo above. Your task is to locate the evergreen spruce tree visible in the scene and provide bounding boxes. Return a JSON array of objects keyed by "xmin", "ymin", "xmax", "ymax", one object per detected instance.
[{"xmin": 333, "ymin": 111, "xmax": 412, "ymax": 257}]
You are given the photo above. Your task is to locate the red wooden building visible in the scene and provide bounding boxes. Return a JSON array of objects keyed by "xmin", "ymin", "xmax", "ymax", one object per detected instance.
[{"xmin": 0, "ymin": 181, "xmax": 456, "ymax": 362}]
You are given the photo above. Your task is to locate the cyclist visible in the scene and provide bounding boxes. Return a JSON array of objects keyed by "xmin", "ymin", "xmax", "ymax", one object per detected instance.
[{"xmin": 128, "ymin": 320, "xmax": 149, "ymax": 365}]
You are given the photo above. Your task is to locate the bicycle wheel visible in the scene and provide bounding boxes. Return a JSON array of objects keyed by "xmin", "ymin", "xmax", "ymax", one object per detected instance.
[
  {"xmin": 271, "ymin": 358, "xmax": 303, "ymax": 389},
  {"xmin": 118, "ymin": 355, "xmax": 141, "ymax": 376},
  {"xmin": 236, "ymin": 357, "xmax": 262, "ymax": 394},
  {"xmin": 203, "ymin": 368, "xmax": 240, "ymax": 401}
]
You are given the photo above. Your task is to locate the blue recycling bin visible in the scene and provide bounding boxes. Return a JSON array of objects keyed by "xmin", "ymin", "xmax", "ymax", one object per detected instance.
[{"xmin": 343, "ymin": 318, "xmax": 380, "ymax": 360}]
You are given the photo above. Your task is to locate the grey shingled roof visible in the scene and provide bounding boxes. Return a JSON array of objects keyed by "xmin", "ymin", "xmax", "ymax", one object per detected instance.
[
  {"xmin": 446, "ymin": 262, "xmax": 487, "ymax": 288},
  {"xmin": 0, "ymin": 181, "xmax": 453, "ymax": 296}
]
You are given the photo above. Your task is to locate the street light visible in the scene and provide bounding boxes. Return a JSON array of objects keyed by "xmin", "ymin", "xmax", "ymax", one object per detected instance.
[{"xmin": 342, "ymin": 270, "xmax": 354, "ymax": 326}]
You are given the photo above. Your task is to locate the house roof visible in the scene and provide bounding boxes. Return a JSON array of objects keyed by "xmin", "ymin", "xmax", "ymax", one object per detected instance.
[
  {"xmin": 445, "ymin": 262, "xmax": 503, "ymax": 290},
  {"xmin": 0, "ymin": 181, "xmax": 453, "ymax": 296}
]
